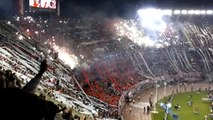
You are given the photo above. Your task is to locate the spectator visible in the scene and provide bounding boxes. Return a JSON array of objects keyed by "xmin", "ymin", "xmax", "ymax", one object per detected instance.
[{"xmin": 0, "ymin": 60, "xmax": 61, "ymax": 120}]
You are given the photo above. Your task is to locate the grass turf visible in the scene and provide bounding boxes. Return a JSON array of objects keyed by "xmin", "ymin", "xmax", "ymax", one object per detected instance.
[{"xmin": 152, "ymin": 91, "xmax": 211, "ymax": 120}]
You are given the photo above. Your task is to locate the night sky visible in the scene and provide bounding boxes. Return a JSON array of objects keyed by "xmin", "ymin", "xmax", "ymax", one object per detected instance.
[
  {"xmin": 60, "ymin": 0, "xmax": 213, "ymax": 17},
  {"xmin": 0, "ymin": 0, "xmax": 212, "ymax": 18},
  {"xmin": 0, "ymin": 0, "xmax": 16, "ymax": 18}
]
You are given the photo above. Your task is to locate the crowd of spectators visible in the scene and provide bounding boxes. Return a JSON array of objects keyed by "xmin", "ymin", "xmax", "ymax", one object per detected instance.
[
  {"xmin": 0, "ymin": 14, "xmax": 213, "ymax": 120},
  {"xmin": 0, "ymin": 20, "xmax": 108, "ymax": 119}
]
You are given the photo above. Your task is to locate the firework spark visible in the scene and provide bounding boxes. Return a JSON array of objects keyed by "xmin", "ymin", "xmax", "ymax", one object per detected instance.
[{"xmin": 51, "ymin": 43, "xmax": 78, "ymax": 69}]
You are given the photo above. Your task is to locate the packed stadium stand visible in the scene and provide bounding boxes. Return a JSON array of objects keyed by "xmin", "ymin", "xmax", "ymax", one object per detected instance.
[{"xmin": 1, "ymin": 8, "xmax": 213, "ymax": 120}]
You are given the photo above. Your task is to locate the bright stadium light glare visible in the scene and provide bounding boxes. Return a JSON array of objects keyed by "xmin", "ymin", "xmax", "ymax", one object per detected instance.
[
  {"xmin": 194, "ymin": 10, "xmax": 201, "ymax": 15},
  {"xmin": 181, "ymin": 10, "xmax": 187, "ymax": 14},
  {"xmin": 162, "ymin": 10, "xmax": 172, "ymax": 15},
  {"xmin": 174, "ymin": 10, "xmax": 181, "ymax": 14},
  {"xmin": 200, "ymin": 10, "xmax": 206, "ymax": 14},
  {"xmin": 137, "ymin": 8, "xmax": 168, "ymax": 32},
  {"xmin": 206, "ymin": 10, "xmax": 213, "ymax": 14},
  {"xmin": 137, "ymin": 8, "xmax": 162, "ymax": 17},
  {"xmin": 188, "ymin": 10, "xmax": 194, "ymax": 14}
]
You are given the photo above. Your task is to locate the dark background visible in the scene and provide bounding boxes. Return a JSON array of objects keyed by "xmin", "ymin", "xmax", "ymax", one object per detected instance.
[
  {"xmin": 60, "ymin": 0, "xmax": 213, "ymax": 17},
  {"xmin": 0, "ymin": 0, "xmax": 212, "ymax": 18}
]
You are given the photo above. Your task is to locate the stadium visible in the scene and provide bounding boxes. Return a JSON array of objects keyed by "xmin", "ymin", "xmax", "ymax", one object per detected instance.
[{"xmin": 0, "ymin": 0, "xmax": 213, "ymax": 120}]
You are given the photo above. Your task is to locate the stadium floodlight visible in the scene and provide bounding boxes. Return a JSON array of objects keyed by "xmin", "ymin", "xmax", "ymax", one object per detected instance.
[
  {"xmin": 174, "ymin": 10, "xmax": 181, "ymax": 14},
  {"xmin": 162, "ymin": 10, "xmax": 172, "ymax": 16},
  {"xmin": 188, "ymin": 10, "xmax": 194, "ymax": 14},
  {"xmin": 181, "ymin": 10, "xmax": 188, "ymax": 14},
  {"xmin": 137, "ymin": 8, "xmax": 162, "ymax": 17},
  {"xmin": 194, "ymin": 10, "xmax": 201, "ymax": 15},
  {"xmin": 200, "ymin": 10, "xmax": 206, "ymax": 14},
  {"xmin": 137, "ymin": 8, "xmax": 167, "ymax": 32},
  {"xmin": 206, "ymin": 10, "xmax": 213, "ymax": 14}
]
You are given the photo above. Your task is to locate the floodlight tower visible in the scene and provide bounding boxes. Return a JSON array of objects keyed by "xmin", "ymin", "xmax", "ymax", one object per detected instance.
[
  {"xmin": 17, "ymin": 0, "xmax": 25, "ymax": 16},
  {"xmin": 150, "ymin": 77, "xmax": 159, "ymax": 114},
  {"xmin": 152, "ymin": 80, "xmax": 159, "ymax": 114},
  {"xmin": 57, "ymin": 0, "xmax": 62, "ymax": 16}
]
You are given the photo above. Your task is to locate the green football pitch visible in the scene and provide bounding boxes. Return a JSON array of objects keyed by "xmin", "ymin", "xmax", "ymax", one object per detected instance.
[{"xmin": 152, "ymin": 91, "xmax": 212, "ymax": 120}]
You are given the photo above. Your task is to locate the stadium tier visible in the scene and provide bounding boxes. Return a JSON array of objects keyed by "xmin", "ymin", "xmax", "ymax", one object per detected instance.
[{"xmin": 1, "ymin": 5, "xmax": 213, "ymax": 119}]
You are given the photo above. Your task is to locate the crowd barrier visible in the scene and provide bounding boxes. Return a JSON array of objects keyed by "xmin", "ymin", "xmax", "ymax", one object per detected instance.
[{"xmin": 118, "ymin": 72, "xmax": 202, "ymax": 119}]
